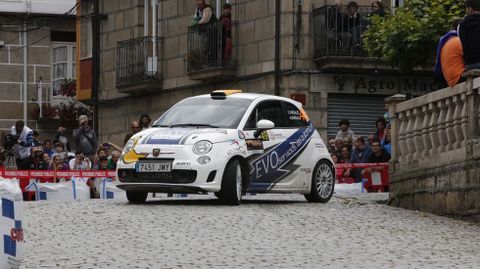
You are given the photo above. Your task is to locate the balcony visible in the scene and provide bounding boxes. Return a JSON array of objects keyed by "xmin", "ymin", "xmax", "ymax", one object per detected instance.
[
  {"xmin": 313, "ymin": 5, "xmax": 395, "ymax": 73},
  {"xmin": 116, "ymin": 36, "xmax": 163, "ymax": 93},
  {"xmin": 187, "ymin": 21, "xmax": 237, "ymax": 81}
]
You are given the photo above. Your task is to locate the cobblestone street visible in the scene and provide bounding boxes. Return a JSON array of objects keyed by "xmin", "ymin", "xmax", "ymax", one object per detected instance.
[{"xmin": 20, "ymin": 192, "xmax": 480, "ymax": 269}]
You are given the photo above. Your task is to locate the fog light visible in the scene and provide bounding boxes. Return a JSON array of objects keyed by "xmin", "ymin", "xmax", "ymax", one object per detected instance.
[{"xmin": 198, "ymin": 156, "xmax": 211, "ymax": 165}]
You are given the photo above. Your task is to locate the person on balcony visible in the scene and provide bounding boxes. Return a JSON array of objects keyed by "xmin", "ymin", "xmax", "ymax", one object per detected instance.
[
  {"xmin": 459, "ymin": 0, "xmax": 480, "ymax": 70},
  {"xmin": 327, "ymin": 0, "xmax": 352, "ymax": 54},
  {"xmin": 434, "ymin": 19, "xmax": 465, "ymax": 87},
  {"xmin": 193, "ymin": 0, "xmax": 213, "ymax": 26},
  {"xmin": 346, "ymin": 1, "xmax": 362, "ymax": 49},
  {"xmin": 220, "ymin": 3, "xmax": 232, "ymax": 65},
  {"xmin": 369, "ymin": 1, "xmax": 385, "ymax": 17}
]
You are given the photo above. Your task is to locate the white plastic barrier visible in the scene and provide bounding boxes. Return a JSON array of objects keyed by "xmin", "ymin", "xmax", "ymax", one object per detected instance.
[
  {"xmin": 0, "ymin": 177, "xmax": 24, "ymax": 269},
  {"xmin": 25, "ymin": 178, "xmax": 90, "ymax": 201},
  {"xmin": 99, "ymin": 179, "xmax": 125, "ymax": 200}
]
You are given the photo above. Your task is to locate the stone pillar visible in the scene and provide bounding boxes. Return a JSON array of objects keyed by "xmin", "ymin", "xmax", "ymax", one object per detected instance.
[
  {"xmin": 463, "ymin": 69, "xmax": 480, "ymax": 157},
  {"xmin": 385, "ymin": 94, "xmax": 406, "ymax": 173}
]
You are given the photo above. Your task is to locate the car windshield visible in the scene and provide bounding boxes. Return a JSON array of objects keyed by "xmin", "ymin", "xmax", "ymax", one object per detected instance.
[{"xmin": 153, "ymin": 97, "xmax": 253, "ymax": 129}]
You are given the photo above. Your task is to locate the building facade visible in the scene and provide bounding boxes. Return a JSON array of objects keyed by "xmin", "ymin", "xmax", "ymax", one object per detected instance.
[
  {"xmin": 77, "ymin": 0, "xmax": 437, "ymax": 146},
  {"xmin": 0, "ymin": 0, "xmax": 76, "ymax": 137}
]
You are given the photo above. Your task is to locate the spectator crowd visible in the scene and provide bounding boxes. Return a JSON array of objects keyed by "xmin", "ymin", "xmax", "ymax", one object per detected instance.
[
  {"xmin": 0, "ymin": 113, "xmax": 152, "ymax": 198},
  {"xmin": 329, "ymin": 116, "xmax": 391, "ymax": 184}
]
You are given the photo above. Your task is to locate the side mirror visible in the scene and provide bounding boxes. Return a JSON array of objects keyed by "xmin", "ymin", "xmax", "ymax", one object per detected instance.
[{"xmin": 254, "ymin": 120, "xmax": 275, "ymax": 138}]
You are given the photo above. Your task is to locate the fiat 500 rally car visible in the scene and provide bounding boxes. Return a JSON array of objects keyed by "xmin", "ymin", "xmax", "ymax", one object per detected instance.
[{"xmin": 117, "ymin": 90, "xmax": 335, "ymax": 205}]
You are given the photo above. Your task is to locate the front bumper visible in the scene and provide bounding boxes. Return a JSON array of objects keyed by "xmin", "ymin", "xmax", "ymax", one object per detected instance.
[{"xmin": 116, "ymin": 145, "xmax": 230, "ymax": 193}]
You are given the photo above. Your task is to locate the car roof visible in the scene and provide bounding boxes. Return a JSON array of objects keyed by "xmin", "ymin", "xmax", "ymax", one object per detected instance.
[{"xmin": 192, "ymin": 93, "xmax": 302, "ymax": 106}]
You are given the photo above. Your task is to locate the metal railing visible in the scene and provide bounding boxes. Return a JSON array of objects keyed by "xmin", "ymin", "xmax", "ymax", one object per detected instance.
[
  {"xmin": 116, "ymin": 36, "xmax": 162, "ymax": 86},
  {"xmin": 313, "ymin": 5, "xmax": 383, "ymax": 58},
  {"xmin": 187, "ymin": 21, "xmax": 236, "ymax": 73}
]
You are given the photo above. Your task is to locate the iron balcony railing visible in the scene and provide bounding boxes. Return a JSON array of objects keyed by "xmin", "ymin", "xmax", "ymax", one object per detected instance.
[
  {"xmin": 187, "ymin": 20, "xmax": 237, "ymax": 73},
  {"xmin": 313, "ymin": 5, "xmax": 384, "ymax": 58},
  {"xmin": 116, "ymin": 36, "xmax": 162, "ymax": 87}
]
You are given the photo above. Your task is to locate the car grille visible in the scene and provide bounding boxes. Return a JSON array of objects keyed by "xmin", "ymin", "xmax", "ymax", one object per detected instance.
[{"xmin": 118, "ymin": 169, "xmax": 197, "ymax": 184}]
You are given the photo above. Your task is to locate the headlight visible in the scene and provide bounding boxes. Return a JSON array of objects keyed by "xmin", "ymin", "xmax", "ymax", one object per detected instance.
[
  {"xmin": 123, "ymin": 139, "xmax": 135, "ymax": 154},
  {"xmin": 193, "ymin": 140, "xmax": 213, "ymax": 155}
]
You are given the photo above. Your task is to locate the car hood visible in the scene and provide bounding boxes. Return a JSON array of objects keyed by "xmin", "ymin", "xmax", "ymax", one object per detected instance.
[{"xmin": 132, "ymin": 127, "xmax": 236, "ymax": 146}]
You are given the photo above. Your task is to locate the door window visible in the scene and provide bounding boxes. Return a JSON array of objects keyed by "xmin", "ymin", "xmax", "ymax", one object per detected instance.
[{"xmin": 244, "ymin": 101, "xmax": 286, "ymax": 129}]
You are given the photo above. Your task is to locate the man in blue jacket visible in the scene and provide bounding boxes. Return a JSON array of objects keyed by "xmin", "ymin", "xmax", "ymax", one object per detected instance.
[{"xmin": 350, "ymin": 136, "xmax": 372, "ymax": 182}]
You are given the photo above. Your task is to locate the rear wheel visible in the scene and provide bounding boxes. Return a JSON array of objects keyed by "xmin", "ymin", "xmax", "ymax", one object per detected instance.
[
  {"xmin": 304, "ymin": 160, "xmax": 335, "ymax": 203},
  {"xmin": 216, "ymin": 159, "xmax": 242, "ymax": 205},
  {"xmin": 126, "ymin": 191, "xmax": 148, "ymax": 204}
]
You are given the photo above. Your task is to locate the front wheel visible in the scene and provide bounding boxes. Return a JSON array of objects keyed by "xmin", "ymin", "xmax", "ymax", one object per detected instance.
[
  {"xmin": 216, "ymin": 159, "xmax": 242, "ymax": 205},
  {"xmin": 304, "ymin": 160, "xmax": 335, "ymax": 203},
  {"xmin": 126, "ymin": 191, "xmax": 148, "ymax": 204}
]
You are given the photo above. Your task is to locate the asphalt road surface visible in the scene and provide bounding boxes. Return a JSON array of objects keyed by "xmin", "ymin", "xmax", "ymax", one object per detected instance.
[{"xmin": 20, "ymin": 192, "xmax": 480, "ymax": 269}]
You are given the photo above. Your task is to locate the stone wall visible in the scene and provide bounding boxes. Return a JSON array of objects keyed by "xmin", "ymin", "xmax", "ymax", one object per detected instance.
[
  {"xmin": 96, "ymin": 0, "xmax": 435, "ymax": 145},
  {"xmin": 387, "ymin": 71, "xmax": 480, "ymax": 222}
]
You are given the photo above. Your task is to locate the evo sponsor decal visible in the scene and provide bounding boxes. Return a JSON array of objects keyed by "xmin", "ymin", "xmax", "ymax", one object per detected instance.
[{"xmin": 248, "ymin": 123, "xmax": 315, "ymax": 191}]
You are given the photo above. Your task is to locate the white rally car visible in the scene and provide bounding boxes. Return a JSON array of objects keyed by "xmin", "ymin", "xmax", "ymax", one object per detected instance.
[{"xmin": 117, "ymin": 90, "xmax": 334, "ymax": 205}]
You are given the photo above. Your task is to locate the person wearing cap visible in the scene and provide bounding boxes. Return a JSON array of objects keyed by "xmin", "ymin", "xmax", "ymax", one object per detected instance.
[{"xmin": 73, "ymin": 115, "xmax": 98, "ymax": 162}]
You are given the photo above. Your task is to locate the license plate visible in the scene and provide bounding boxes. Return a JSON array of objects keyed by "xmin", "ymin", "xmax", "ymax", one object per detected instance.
[{"xmin": 136, "ymin": 162, "xmax": 172, "ymax": 172}]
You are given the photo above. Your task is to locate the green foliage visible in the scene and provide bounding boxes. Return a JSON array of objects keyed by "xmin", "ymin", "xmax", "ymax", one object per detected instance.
[{"xmin": 363, "ymin": 0, "xmax": 464, "ymax": 71}]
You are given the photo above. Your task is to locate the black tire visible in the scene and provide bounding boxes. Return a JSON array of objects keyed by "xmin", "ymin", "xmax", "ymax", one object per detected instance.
[
  {"xmin": 216, "ymin": 159, "xmax": 242, "ymax": 205},
  {"xmin": 126, "ymin": 191, "xmax": 148, "ymax": 204},
  {"xmin": 304, "ymin": 160, "xmax": 335, "ymax": 203}
]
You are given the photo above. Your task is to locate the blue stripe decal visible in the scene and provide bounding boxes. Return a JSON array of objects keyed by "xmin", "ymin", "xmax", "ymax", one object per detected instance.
[
  {"xmin": 15, "ymin": 220, "xmax": 22, "ymax": 230},
  {"xmin": 40, "ymin": 192, "xmax": 47, "ymax": 200},
  {"xmin": 248, "ymin": 123, "xmax": 315, "ymax": 192},
  {"xmin": 106, "ymin": 191, "xmax": 114, "ymax": 199},
  {"xmin": 3, "ymin": 235, "xmax": 16, "ymax": 257},
  {"xmin": 2, "ymin": 198, "xmax": 14, "ymax": 220}
]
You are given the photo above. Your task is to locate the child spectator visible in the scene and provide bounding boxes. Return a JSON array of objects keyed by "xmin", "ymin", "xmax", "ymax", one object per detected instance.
[
  {"xmin": 335, "ymin": 119, "xmax": 355, "ymax": 147},
  {"xmin": 52, "ymin": 141, "xmax": 68, "ymax": 162},
  {"xmin": 43, "ymin": 139, "xmax": 54, "ymax": 157}
]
